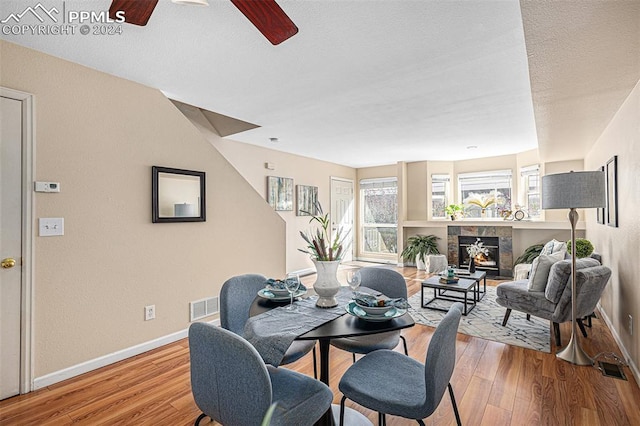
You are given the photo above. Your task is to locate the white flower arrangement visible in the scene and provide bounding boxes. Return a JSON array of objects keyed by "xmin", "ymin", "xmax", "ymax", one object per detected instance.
[{"xmin": 467, "ymin": 238, "xmax": 489, "ymax": 258}]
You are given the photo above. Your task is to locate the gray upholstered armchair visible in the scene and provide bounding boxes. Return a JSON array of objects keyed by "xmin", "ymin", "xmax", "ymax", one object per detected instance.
[{"xmin": 496, "ymin": 258, "xmax": 611, "ymax": 346}]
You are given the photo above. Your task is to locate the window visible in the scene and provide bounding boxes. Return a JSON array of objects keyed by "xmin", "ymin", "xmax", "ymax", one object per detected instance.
[
  {"xmin": 521, "ymin": 165, "xmax": 540, "ymax": 218},
  {"xmin": 458, "ymin": 170, "xmax": 512, "ymax": 218},
  {"xmin": 360, "ymin": 178, "xmax": 397, "ymax": 256},
  {"xmin": 431, "ymin": 174, "xmax": 450, "ymax": 219}
]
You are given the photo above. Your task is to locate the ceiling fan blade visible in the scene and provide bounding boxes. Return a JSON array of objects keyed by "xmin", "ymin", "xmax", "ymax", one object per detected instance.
[
  {"xmin": 109, "ymin": 0, "xmax": 159, "ymax": 26},
  {"xmin": 230, "ymin": 0, "xmax": 298, "ymax": 45}
]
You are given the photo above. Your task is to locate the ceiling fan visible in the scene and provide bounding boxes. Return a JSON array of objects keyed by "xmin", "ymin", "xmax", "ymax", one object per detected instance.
[{"xmin": 108, "ymin": 0, "xmax": 298, "ymax": 45}]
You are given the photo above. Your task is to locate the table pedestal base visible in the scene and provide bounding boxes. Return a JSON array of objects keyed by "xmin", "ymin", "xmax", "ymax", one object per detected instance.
[{"xmin": 331, "ymin": 404, "xmax": 372, "ymax": 426}]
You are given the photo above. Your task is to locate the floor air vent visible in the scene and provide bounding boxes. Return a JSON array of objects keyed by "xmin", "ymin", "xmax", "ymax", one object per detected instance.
[
  {"xmin": 598, "ymin": 361, "xmax": 627, "ymax": 380},
  {"xmin": 190, "ymin": 297, "xmax": 219, "ymax": 321}
]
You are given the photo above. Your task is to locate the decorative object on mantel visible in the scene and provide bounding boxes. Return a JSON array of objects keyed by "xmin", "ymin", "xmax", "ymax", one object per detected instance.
[
  {"xmin": 445, "ymin": 203, "xmax": 464, "ymax": 220},
  {"xmin": 466, "ymin": 238, "xmax": 489, "ymax": 273},
  {"xmin": 513, "ymin": 209, "xmax": 526, "ymax": 221},
  {"xmin": 542, "ymin": 170, "xmax": 605, "ymax": 365},
  {"xmin": 400, "ymin": 234, "xmax": 440, "ymax": 270},
  {"xmin": 464, "ymin": 191, "xmax": 503, "ymax": 218},
  {"xmin": 299, "ymin": 202, "xmax": 348, "ymax": 308},
  {"xmin": 499, "ymin": 208, "xmax": 513, "ymax": 220}
]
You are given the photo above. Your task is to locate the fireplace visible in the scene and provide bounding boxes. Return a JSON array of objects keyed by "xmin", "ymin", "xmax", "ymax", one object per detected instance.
[
  {"xmin": 447, "ymin": 226, "xmax": 513, "ymax": 278},
  {"xmin": 458, "ymin": 236, "xmax": 499, "ymax": 276}
]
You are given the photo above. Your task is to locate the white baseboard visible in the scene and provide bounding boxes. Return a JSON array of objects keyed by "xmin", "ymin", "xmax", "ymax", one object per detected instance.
[
  {"xmin": 33, "ymin": 318, "xmax": 220, "ymax": 390},
  {"xmin": 596, "ymin": 302, "xmax": 640, "ymax": 386}
]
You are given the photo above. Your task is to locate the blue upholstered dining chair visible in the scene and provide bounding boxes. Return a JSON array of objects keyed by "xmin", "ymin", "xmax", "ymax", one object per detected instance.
[
  {"xmin": 189, "ymin": 322, "xmax": 333, "ymax": 426},
  {"xmin": 220, "ymin": 274, "xmax": 317, "ymax": 377},
  {"xmin": 330, "ymin": 267, "xmax": 409, "ymax": 361},
  {"xmin": 338, "ymin": 303, "xmax": 464, "ymax": 426}
]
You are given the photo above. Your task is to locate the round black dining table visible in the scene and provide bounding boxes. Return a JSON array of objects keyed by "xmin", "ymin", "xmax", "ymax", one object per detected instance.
[{"xmin": 250, "ymin": 292, "xmax": 415, "ymax": 426}]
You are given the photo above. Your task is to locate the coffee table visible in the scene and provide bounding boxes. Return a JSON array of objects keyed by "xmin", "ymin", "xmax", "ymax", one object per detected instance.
[
  {"xmin": 421, "ymin": 276, "xmax": 478, "ymax": 315},
  {"xmin": 452, "ymin": 269, "xmax": 487, "ymax": 301}
]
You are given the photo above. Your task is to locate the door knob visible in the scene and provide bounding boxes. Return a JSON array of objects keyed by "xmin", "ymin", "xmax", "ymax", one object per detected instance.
[{"xmin": 1, "ymin": 258, "xmax": 16, "ymax": 269}]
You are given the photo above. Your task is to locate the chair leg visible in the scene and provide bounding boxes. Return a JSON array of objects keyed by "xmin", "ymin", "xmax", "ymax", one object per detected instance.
[
  {"xmin": 526, "ymin": 313, "xmax": 531, "ymax": 321},
  {"xmin": 577, "ymin": 318, "xmax": 588, "ymax": 338},
  {"xmin": 553, "ymin": 322, "xmax": 561, "ymax": 346},
  {"xmin": 312, "ymin": 346, "xmax": 318, "ymax": 379},
  {"xmin": 416, "ymin": 420, "xmax": 426, "ymax": 426},
  {"xmin": 378, "ymin": 412, "xmax": 387, "ymax": 426},
  {"xmin": 339, "ymin": 395, "xmax": 347, "ymax": 426},
  {"xmin": 400, "ymin": 335, "xmax": 409, "ymax": 355},
  {"xmin": 194, "ymin": 413, "xmax": 207, "ymax": 426},
  {"xmin": 448, "ymin": 383, "xmax": 462, "ymax": 426},
  {"xmin": 352, "ymin": 353, "xmax": 357, "ymax": 363},
  {"xmin": 502, "ymin": 309, "xmax": 512, "ymax": 326}
]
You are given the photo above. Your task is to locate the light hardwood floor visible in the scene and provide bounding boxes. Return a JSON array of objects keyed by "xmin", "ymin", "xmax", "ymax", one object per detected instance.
[{"xmin": 1, "ymin": 266, "xmax": 639, "ymax": 425}]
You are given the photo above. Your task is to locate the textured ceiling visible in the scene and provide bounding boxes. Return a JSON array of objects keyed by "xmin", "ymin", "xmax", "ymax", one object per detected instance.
[
  {"xmin": 521, "ymin": 0, "xmax": 640, "ymax": 163},
  {"xmin": 1, "ymin": 0, "xmax": 637, "ymax": 167}
]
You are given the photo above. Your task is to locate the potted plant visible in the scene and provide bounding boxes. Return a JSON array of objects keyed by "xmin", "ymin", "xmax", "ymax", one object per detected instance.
[
  {"xmin": 400, "ymin": 235, "xmax": 440, "ymax": 270},
  {"xmin": 299, "ymin": 202, "xmax": 348, "ymax": 307},
  {"xmin": 567, "ymin": 238, "xmax": 594, "ymax": 258},
  {"xmin": 445, "ymin": 204, "xmax": 464, "ymax": 220},
  {"xmin": 514, "ymin": 243, "xmax": 544, "ymax": 265}
]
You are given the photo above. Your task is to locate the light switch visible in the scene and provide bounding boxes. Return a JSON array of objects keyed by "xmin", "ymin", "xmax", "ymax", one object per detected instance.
[{"xmin": 39, "ymin": 218, "xmax": 64, "ymax": 236}]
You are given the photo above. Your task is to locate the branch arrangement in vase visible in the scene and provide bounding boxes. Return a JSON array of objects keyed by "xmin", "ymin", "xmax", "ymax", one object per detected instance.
[{"xmin": 299, "ymin": 202, "xmax": 348, "ymax": 261}]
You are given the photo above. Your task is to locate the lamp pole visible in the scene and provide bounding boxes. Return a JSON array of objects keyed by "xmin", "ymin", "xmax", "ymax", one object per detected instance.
[{"xmin": 555, "ymin": 208, "xmax": 593, "ymax": 365}]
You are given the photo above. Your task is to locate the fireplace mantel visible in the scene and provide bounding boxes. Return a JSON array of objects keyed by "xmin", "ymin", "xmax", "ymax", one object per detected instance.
[{"xmin": 403, "ymin": 220, "xmax": 585, "ymax": 231}]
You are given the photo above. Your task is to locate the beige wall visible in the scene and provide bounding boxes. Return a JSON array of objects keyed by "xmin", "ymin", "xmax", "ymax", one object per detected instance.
[
  {"xmin": 207, "ymin": 137, "xmax": 356, "ymax": 273},
  {"xmin": 1, "ymin": 41, "xmax": 285, "ymax": 377},
  {"xmin": 585, "ymin": 79, "xmax": 640, "ymax": 374}
]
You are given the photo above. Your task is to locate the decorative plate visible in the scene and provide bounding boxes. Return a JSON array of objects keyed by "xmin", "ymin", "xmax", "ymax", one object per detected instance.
[
  {"xmin": 345, "ymin": 301, "xmax": 406, "ymax": 322},
  {"xmin": 258, "ymin": 288, "xmax": 307, "ymax": 301}
]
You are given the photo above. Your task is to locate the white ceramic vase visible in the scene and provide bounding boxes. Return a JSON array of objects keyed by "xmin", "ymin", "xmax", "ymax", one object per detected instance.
[
  {"xmin": 415, "ymin": 255, "xmax": 426, "ymax": 271},
  {"xmin": 312, "ymin": 259, "xmax": 341, "ymax": 308}
]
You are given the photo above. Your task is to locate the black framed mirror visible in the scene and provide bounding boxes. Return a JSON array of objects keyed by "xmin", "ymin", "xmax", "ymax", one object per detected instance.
[{"xmin": 152, "ymin": 166, "xmax": 206, "ymax": 223}]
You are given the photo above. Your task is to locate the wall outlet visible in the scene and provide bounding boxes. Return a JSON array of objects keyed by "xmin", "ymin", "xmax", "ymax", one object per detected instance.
[
  {"xmin": 145, "ymin": 305, "xmax": 155, "ymax": 321},
  {"xmin": 629, "ymin": 314, "xmax": 633, "ymax": 335}
]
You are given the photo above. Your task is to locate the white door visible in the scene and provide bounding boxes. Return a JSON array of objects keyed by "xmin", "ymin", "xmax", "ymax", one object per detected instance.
[
  {"xmin": 330, "ymin": 178, "xmax": 354, "ymax": 262},
  {"xmin": 1, "ymin": 95, "xmax": 24, "ymax": 399}
]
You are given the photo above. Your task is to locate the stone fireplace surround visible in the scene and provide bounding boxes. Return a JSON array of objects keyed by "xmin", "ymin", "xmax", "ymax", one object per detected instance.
[{"xmin": 448, "ymin": 226, "xmax": 513, "ymax": 278}]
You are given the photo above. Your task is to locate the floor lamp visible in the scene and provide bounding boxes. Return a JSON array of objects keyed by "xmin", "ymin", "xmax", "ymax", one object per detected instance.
[{"xmin": 541, "ymin": 170, "xmax": 606, "ymax": 365}]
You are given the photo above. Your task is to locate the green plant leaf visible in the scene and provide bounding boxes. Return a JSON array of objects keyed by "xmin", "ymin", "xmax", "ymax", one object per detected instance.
[
  {"xmin": 401, "ymin": 234, "xmax": 440, "ymax": 263},
  {"xmin": 514, "ymin": 243, "xmax": 544, "ymax": 265}
]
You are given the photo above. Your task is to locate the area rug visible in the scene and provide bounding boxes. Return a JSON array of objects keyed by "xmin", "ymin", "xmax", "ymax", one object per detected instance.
[{"xmin": 408, "ymin": 285, "xmax": 551, "ymax": 353}]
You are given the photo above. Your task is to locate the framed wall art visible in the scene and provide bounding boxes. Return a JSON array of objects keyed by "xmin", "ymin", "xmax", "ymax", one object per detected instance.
[
  {"xmin": 152, "ymin": 166, "xmax": 206, "ymax": 223},
  {"xmin": 267, "ymin": 176, "xmax": 294, "ymax": 211},
  {"xmin": 596, "ymin": 166, "xmax": 605, "ymax": 224},
  {"xmin": 606, "ymin": 155, "xmax": 618, "ymax": 227},
  {"xmin": 297, "ymin": 185, "xmax": 318, "ymax": 216}
]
